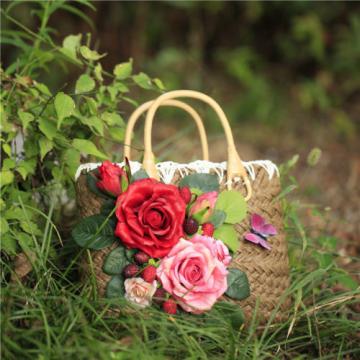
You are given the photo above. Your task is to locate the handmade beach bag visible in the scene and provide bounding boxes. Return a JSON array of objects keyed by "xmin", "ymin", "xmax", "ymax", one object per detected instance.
[{"xmin": 73, "ymin": 90, "xmax": 290, "ymax": 323}]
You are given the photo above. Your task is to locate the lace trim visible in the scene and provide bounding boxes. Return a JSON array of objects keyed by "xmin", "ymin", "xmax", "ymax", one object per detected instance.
[{"xmin": 75, "ymin": 160, "xmax": 279, "ymax": 183}]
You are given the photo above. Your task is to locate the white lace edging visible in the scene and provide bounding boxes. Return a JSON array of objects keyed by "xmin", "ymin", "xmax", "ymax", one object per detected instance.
[{"xmin": 74, "ymin": 160, "xmax": 279, "ymax": 183}]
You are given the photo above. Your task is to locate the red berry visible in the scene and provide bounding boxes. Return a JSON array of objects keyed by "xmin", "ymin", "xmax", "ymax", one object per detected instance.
[
  {"xmin": 179, "ymin": 187, "xmax": 192, "ymax": 204},
  {"xmin": 134, "ymin": 251, "xmax": 150, "ymax": 265},
  {"xmin": 163, "ymin": 299, "xmax": 177, "ymax": 315},
  {"xmin": 153, "ymin": 288, "xmax": 167, "ymax": 304},
  {"xmin": 183, "ymin": 217, "xmax": 199, "ymax": 235},
  {"xmin": 141, "ymin": 265, "xmax": 157, "ymax": 283},
  {"xmin": 123, "ymin": 264, "xmax": 139, "ymax": 278},
  {"xmin": 202, "ymin": 223, "xmax": 215, "ymax": 237}
]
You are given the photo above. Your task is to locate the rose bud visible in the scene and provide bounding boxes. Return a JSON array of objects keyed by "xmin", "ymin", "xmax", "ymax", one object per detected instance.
[
  {"xmin": 96, "ymin": 160, "xmax": 128, "ymax": 197},
  {"xmin": 179, "ymin": 187, "xmax": 192, "ymax": 204},
  {"xmin": 189, "ymin": 191, "xmax": 218, "ymax": 224}
]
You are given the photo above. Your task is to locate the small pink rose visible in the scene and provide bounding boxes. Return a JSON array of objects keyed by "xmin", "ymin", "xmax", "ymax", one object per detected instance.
[
  {"xmin": 157, "ymin": 237, "xmax": 228, "ymax": 314},
  {"xmin": 124, "ymin": 277, "xmax": 157, "ymax": 308},
  {"xmin": 189, "ymin": 191, "xmax": 218, "ymax": 224}
]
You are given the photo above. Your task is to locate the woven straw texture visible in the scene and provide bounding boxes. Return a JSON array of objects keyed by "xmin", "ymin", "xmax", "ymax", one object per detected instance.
[{"xmin": 75, "ymin": 165, "xmax": 290, "ymax": 323}]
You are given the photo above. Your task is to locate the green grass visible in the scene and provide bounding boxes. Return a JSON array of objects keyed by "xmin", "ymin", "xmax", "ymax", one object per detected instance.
[{"xmin": 1, "ymin": 200, "xmax": 359, "ymax": 360}]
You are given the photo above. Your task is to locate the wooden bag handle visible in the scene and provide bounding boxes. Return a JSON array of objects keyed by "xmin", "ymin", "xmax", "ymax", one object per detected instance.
[
  {"xmin": 124, "ymin": 99, "xmax": 209, "ymax": 161},
  {"xmin": 143, "ymin": 90, "xmax": 252, "ymax": 200}
]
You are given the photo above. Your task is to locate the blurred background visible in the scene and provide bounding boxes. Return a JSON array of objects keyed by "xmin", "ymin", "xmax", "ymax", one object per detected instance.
[{"xmin": 2, "ymin": 1, "xmax": 360, "ymax": 252}]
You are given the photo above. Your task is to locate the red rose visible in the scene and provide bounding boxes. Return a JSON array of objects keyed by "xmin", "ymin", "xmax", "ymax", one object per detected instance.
[
  {"xmin": 115, "ymin": 178, "xmax": 186, "ymax": 258},
  {"xmin": 96, "ymin": 160, "xmax": 127, "ymax": 196}
]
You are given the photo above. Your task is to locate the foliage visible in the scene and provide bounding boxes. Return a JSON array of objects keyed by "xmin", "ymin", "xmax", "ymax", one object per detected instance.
[{"xmin": 0, "ymin": 0, "xmax": 163, "ymax": 256}]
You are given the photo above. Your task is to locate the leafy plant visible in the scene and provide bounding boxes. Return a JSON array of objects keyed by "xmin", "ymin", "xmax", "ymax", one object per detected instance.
[{"xmin": 1, "ymin": 1, "xmax": 164, "ymax": 258}]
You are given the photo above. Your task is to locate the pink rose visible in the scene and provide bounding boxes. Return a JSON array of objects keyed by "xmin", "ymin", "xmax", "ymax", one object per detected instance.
[
  {"xmin": 189, "ymin": 191, "xmax": 218, "ymax": 224},
  {"xmin": 156, "ymin": 237, "xmax": 228, "ymax": 314},
  {"xmin": 124, "ymin": 277, "xmax": 157, "ymax": 308},
  {"xmin": 192, "ymin": 234, "xmax": 232, "ymax": 266},
  {"xmin": 96, "ymin": 160, "xmax": 127, "ymax": 196}
]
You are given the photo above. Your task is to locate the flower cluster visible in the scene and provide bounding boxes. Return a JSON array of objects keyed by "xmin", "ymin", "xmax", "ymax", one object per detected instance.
[{"xmin": 73, "ymin": 160, "xmax": 276, "ymax": 316}]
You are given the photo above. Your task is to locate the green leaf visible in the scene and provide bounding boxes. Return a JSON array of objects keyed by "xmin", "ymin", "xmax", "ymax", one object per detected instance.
[
  {"xmin": 34, "ymin": 83, "xmax": 51, "ymax": 96},
  {"xmin": 0, "ymin": 170, "xmax": 14, "ymax": 187},
  {"xmin": 18, "ymin": 110, "xmax": 34, "ymax": 130},
  {"xmin": 80, "ymin": 116, "xmax": 104, "ymax": 136},
  {"xmin": 212, "ymin": 301, "xmax": 244, "ymax": 329},
  {"xmin": 210, "ymin": 210, "xmax": 227, "ymax": 228},
  {"xmin": 131, "ymin": 169, "xmax": 149, "ymax": 182},
  {"xmin": 94, "ymin": 63, "xmax": 103, "ymax": 82},
  {"xmin": 225, "ymin": 268, "xmax": 250, "ymax": 300},
  {"xmin": 336, "ymin": 273, "xmax": 358, "ymax": 290},
  {"xmin": 179, "ymin": 173, "xmax": 219, "ymax": 192},
  {"xmin": 101, "ymin": 112, "xmax": 125, "ymax": 127},
  {"xmin": 72, "ymin": 214, "xmax": 116, "ymax": 250},
  {"xmin": 63, "ymin": 148, "xmax": 81, "ymax": 178},
  {"xmin": 109, "ymin": 127, "xmax": 125, "ymax": 142},
  {"xmin": 75, "ymin": 74, "xmax": 95, "ymax": 94},
  {"xmin": 1, "ymin": 233, "xmax": 17, "ymax": 254},
  {"xmin": 213, "ymin": 224, "xmax": 238, "ymax": 253},
  {"xmin": 38, "ymin": 118, "xmax": 57, "ymax": 140},
  {"xmin": 153, "ymin": 78, "xmax": 165, "ymax": 90},
  {"xmin": 106, "ymin": 275, "xmax": 125, "ymax": 298},
  {"xmin": 107, "ymin": 86, "xmax": 118, "ymax": 101},
  {"xmin": 2, "ymin": 143, "xmax": 11, "ymax": 156},
  {"xmin": 39, "ymin": 138, "xmax": 53, "ymax": 160},
  {"xmin": 2, "ymin": 158, "xmax": 16, "ymax": 170},
  {"xmin": 113, "ymin": 60, "xmax": 132, "ymax": 79},
  {"xmin": 125, "ymin": 248, "xmax": 137, "ymax": 262},
  {"xmin": 72, "ymin": 139, "xmax": 107, "ymax": 160},
  {"xmin": 20, "ymin": 220, "xmax": 42, "ymax": 236},
  {"xmin": 0, "ymin": 217, "xmax": 9, "ymax": 235},
  {"xmin": 85, "ymin": 97, "xmax": 97, "ymax": 115},
  {"xmin": 79, "ymin": 45, "xmax": 105, "ymax": 60},
  {"xmin": 103, "ymin": 246, "xmax": 130, "ymax": 275},
  {"xmin": 133, "ymin": 72, "xmax": 152, "ymax": 89},
  {"xmin": 215, "ymin": 190, "xmax": 247, "ymax": 224},
  {"xmin": 54, "ymin": 92, "xmax": 75, "ymax": 129},
  {"xmin": 16, "ymin": 159, "xmax": 37, "ymax": 180},
  {"xmin": 101, "ymin": 199, "xmax": 116, "ymax": 216},
  {"xmin": 61, "ymin": 34, "xmax": 82, "ymax": 60},
  {"xmin": 17, "ymin": 231, "xmax": 35, "ymax": 251}
]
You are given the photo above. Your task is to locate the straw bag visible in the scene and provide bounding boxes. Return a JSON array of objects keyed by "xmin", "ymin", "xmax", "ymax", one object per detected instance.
[{"xmin": 74, "ymin": 90, "xmax": 290, "ymax": 323}]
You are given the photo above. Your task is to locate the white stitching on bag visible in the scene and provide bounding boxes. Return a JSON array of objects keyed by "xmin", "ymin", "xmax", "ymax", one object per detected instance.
[{"xmin": 75, "ymin": 160, "xmax": 279, "ymax": 183}]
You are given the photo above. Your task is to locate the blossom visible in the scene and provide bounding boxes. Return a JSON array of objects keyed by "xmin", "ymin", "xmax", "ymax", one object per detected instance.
[
  {"xmin": 96, "ymin": 160, "xmax": 127, "ymax": 196},
  {"xmin": 189, "ymin": 191, "xmax": 218, "ymax": 224},
  {"xmin": 156, "ymin": 237, "xmax": 228, "ymax": 314},
  {"xmin": 115, "ymin": 178, "xmax": 186, "ymax": 258},
  {"xmin": 124, "ymin": 277, "xmax": 157, "ymax": 308}
]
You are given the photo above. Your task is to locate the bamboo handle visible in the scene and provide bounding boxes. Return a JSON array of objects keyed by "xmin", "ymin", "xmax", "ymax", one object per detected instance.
[
  {"xmin": 124, "ymin": 99, "xmax": 209, "ymax": 161},
  {"xmin": 143, "ymin": 90, "xmax": 252, "ymax": 200}
]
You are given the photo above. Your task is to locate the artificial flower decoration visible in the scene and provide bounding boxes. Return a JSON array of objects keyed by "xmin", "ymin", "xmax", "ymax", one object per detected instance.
[
  {"xmin": 124, "ymin": 277, "xmax": 157, "ymax": 308},
  {"xmin": 96, "ymin": 160, "xmax": 128, "ymax": 196},
  {"xmin": 189, "ymin": 191, "xmax": 218, "ymax": 224},
  {"xmin": 114, "ymin": 178, "xmax": 186, "ymax": 258},
  {"xmin": 156, "ymin": 237, "xmax": 228, "ymax": 313},
  {"xmin": 72, "ymin": 160, "xmax": 253, "ymax": 316}
]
